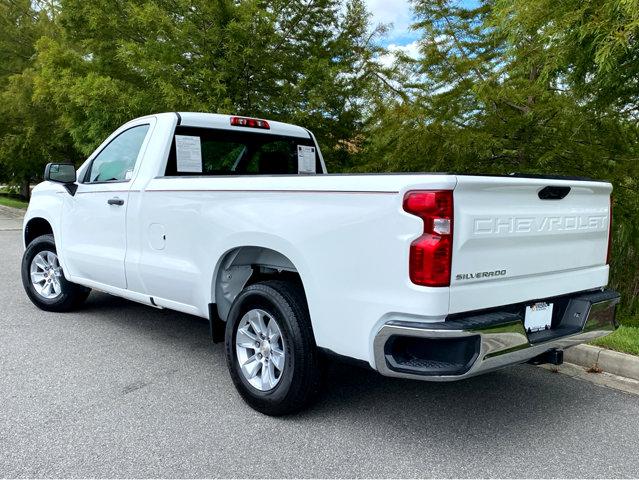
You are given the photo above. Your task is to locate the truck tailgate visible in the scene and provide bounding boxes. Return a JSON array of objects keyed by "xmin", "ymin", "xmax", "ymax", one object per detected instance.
[{"xmin": 450, "ymin": 176, "xmax": 611, "ymax": 313}]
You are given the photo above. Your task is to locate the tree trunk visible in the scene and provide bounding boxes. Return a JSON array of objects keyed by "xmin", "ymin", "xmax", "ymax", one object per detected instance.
[{"xmin": 20, "ymin": 178, "xmax": 30, "ymax": 201}]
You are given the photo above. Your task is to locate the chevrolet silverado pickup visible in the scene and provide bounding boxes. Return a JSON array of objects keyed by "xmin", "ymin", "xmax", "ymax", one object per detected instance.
[{"xmin": 21, "ymin": 112, "xmax": 620, "ymax": 415}]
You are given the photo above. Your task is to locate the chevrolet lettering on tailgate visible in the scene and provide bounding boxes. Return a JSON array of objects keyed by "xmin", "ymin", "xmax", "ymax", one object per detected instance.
[{"xmin": 473, "ymin": 214, "xmax": 608, "ymax": 235}]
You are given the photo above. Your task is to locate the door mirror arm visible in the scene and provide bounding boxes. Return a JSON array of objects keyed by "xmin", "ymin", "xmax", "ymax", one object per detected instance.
[{"xmin": 64, "ymin": 183, "xmax": 78, "ymax": 196}]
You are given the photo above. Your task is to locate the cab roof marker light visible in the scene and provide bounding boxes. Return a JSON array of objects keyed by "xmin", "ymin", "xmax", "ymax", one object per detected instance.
[{"xmin": 230, "ymin": 116, "xmax": 270, "ymax": 129}]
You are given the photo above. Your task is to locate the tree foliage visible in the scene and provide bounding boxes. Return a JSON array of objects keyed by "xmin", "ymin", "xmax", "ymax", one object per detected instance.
[
  {"xmin": 0, "ymin": 0, "xmax": 76, "ymax": 195},
  {"xmin": 493, "ymin": 0, "xmax": 639, "ymax": 114},
  {"xmin": 33, "ymin": 0, "xmax": 385, "ymax": 170}
]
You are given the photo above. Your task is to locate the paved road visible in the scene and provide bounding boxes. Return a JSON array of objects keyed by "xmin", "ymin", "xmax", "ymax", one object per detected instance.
[{"xmin": 1, "ymin": 228, "xmax": 638, "ymax": 478}]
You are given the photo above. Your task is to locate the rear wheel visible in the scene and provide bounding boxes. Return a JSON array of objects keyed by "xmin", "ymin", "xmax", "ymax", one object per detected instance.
[
  {"xmin": 225, "ymin": 280, "xmax": 322, "ymax": 416},
  {"xmin": 21, "ymin": 234, "xmax": 90, "ymax": 312}
]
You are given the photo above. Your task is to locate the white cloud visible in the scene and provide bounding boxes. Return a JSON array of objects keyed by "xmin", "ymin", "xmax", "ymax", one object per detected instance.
[
  {"xmin": 378, "ymin": 39, "xmax": 421, "ymax": 68},
  {"xmin": 365, "ymin": 0, "xmax": 414, "ymax": 42},
  {"xmin": 389, "ymin": 40, "xmax": 420, "ymax": 58}
]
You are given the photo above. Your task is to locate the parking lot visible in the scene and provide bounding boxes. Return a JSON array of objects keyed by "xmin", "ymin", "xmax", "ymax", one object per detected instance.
[{"xmin": 1, "ymin": 227, "xmax": 639, "ymax": 478}]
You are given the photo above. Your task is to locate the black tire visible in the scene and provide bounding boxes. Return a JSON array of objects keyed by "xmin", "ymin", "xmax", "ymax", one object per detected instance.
[
  {"xmin": 225, "ymin": 280, "xmax": 322, "ymax": 416},
  {"xmin": 21, "ymin": 234, "xmax": 91, "ymax": 312}
]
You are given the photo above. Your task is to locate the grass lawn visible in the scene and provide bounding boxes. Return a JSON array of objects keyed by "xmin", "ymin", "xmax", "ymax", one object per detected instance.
[
  {"xmin": 591, "ymin": 315, "xmax": 639, "ymax": 356},
  {"xmin": 0, "ymin": 194, "xmax": 28, "ymax": 209}
]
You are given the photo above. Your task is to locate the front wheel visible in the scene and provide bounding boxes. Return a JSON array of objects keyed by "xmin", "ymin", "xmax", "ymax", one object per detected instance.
[
  {"xmin": 225, "ymin": 280, "xmax": 322, "ymax": 416},
  {"xmin": 21, "ymin": 234, "xmax": 90, "ymax": 312}
]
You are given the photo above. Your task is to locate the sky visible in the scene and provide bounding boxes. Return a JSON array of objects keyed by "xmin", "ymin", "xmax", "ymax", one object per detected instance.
[
  {"xmin": 364, "ymin": 0, "xmax": 479, "ymax": 59},
  {"xmin": 365, "ymin": 0, "xmax": 417, "ymax": 45},
  {"xmin": 364, "ymin": 0, "xmax": 419, "ymax": 56}
]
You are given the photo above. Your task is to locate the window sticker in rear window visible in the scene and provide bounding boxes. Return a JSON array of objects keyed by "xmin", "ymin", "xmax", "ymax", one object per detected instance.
[
  {"xmin": 175, "ymin": 135, "xmax": 203, "ymax": 173},
  {"xmin": 297, "ymin": 145, "xmax": 316, "ymax": 174}
]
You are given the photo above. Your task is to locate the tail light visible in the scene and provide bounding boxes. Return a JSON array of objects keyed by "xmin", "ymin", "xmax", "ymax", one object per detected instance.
[
  {"xmin": 403, "ymin": 190, "xmax": 454, "ymax": 287},
  {"xmin": 607, "ymin": 196, "xmax": 613, "ymax": 264}
]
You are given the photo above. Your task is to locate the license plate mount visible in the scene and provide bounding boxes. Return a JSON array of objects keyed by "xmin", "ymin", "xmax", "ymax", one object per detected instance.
[{"xmin": 524, "ymin": 302, "xmax": 553, "ymax": 333}]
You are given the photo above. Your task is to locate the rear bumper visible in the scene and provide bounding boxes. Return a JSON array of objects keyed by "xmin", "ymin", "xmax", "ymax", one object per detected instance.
[{"xmin": 373, "ymin": 288, "xmax": 620, "ymax": 381}]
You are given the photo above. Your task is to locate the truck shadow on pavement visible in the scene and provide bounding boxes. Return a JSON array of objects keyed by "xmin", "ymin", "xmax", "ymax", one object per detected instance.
[{"xmin": 77, "ymin": 291, "xmax": 599, "ymax": 443}]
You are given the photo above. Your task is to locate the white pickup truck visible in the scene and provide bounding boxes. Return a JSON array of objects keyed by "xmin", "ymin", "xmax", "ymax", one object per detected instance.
[{"xmin": 21, "ymin": 112, "xmax": 620, "ymax": 415}]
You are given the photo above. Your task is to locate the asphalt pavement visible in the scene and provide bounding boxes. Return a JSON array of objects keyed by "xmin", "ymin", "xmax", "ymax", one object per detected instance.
[{"xmin": 1, "ymin": 226, "xmax": 638, "ymax": 478}]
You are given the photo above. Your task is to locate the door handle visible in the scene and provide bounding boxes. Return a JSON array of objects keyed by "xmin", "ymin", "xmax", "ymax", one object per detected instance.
[{"xmin": 107, "ymin": 197, "xmax": 125, "ymax": 206}]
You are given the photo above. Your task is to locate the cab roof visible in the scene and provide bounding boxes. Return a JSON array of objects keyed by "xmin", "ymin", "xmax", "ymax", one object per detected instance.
[{"xmin": 175, "ymin": 112, "xmax": 311, "ymax": 139}]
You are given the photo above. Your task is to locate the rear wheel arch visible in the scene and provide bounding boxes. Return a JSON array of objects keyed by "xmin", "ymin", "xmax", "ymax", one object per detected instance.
[{"xmin": 212, "ymin": 246, "xmax": 308, "ymax": 323}]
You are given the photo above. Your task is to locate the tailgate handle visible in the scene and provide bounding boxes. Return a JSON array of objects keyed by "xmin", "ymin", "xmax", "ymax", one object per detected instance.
[{"xmin": 538, "ymin": 186, "xmax": 570, "ymax": 200}]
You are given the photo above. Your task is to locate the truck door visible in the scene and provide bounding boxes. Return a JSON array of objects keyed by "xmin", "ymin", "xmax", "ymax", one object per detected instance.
[{"xmin": 59, "ymin": 122, "xmax": 151, "ymax": 289}]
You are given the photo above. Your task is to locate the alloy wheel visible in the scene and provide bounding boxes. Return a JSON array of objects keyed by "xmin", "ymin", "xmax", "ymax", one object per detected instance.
[{"xmin": 235, "ymin": 308, "xmax": 286, "ymax": 391}]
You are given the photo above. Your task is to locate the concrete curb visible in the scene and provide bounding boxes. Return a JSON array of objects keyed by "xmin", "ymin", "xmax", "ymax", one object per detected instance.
[{"xmin": 564, "ymin": 344, "xmax": 639, "ymax": 381}]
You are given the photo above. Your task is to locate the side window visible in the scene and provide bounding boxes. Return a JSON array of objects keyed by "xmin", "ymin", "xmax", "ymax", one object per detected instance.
[{"xmin": 85, "ymin": 125, "xmax": 150, "ymax": 183}]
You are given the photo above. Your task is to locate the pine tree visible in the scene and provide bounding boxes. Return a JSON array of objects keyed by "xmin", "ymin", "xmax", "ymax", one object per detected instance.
[{"xmin": 34, "ymin": 0, "xmax": 386, "ymax": 169}]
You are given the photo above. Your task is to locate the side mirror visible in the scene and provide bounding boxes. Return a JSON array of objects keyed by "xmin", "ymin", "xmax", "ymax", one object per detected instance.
[
  {"xmin": 45, "ymin": 163, "xmax": 76, "ymax": 183},
  {"xmin": 44, "ymin": 163, "xmax": 77, "ymax": 195}
]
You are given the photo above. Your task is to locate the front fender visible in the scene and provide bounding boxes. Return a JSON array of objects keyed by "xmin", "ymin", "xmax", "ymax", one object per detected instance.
[{"xmin": 23, "ymin": 182, "xmax": 67, "ymax": 267}]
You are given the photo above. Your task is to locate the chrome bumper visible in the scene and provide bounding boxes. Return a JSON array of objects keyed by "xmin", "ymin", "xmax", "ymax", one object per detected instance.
[{"xmin": 373, "ymin": 289, "xmax": 620, "ymax": 381}]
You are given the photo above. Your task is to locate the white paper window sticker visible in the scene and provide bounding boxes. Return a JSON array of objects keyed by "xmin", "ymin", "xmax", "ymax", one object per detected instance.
[
  {"xmin": 124, "ymin": 169, "xmax": 133, "ymax": 181},
  {"xmin": 175, "ymin": 135, "xmax": 203, "ymax": 173},
  {"xmin": 297, "ymin": 145, "xmax": 316, "ymax": 174}
]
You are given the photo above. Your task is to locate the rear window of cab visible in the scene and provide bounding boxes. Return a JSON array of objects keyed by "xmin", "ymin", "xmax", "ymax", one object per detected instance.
[{"xmin": 164, "ymin": 126, "xmax": 321, "ymax": 176}]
